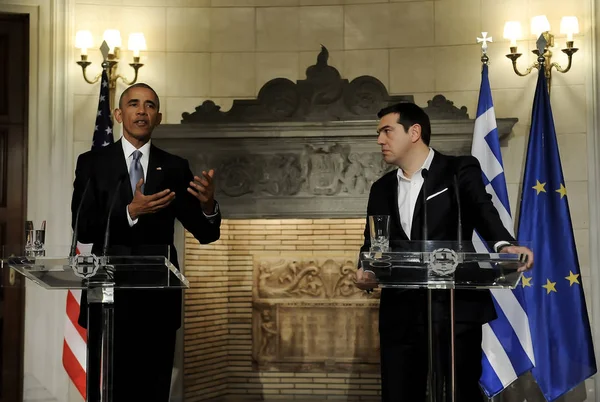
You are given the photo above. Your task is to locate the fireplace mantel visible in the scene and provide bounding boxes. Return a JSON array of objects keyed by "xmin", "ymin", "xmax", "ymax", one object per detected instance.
[{"xmin": 153, "ymin": 46, "xmax": 518, "ymax": 219}]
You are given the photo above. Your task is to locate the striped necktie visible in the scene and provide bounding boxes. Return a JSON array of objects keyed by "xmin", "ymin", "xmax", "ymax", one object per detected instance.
[{"xmin": 130, "ymin": 150, "xmax": 144, "ymax": 194}]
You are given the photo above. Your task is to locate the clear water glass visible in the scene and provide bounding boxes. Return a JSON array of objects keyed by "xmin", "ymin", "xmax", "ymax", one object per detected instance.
[{"xmin": 369, "ymin": 215, "xmax": 390, "ymax": 253}]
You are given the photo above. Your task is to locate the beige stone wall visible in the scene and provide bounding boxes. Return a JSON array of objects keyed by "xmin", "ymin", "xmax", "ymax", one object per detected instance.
[
  {"xmin": 71, "ymin": 1, "xmax": 591, "ymax": 274},
  {"xmin": 184, "ymin": 218, "xmax": 381, "ymax": 401}
]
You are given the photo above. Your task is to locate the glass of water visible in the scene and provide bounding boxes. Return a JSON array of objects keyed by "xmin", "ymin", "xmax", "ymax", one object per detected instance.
[{"xmin": 369, "ymin": 215, "xmax": 390, "ymax": 253}]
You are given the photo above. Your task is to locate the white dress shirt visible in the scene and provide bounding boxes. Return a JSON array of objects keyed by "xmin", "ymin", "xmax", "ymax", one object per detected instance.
[
  {"xmin": 396, "ymin": 148, "xmax": 509, "ymax": 251},
  {"xmin": 397, "ymin": 148, "xmax": 434, "ymax": 239},
  {"xmin": 122, "ymin": 136, "xmax": 218, "ymax": 226}
]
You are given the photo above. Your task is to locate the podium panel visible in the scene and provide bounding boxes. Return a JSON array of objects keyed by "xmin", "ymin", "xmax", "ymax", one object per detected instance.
[
  {"xmin": 359, "ymin": 240, "xmax": 528, "ymax": 290},
  {"xmin": 358, "ymin": 241, "xmax": 530, "ymax": 402},
  {"xmin": 2, "ymin": 244, "xmax": 190, "ymax": 402},
  {"xmin": 6, "ymin": 254, "xmax": 189, "ymax": 289}
]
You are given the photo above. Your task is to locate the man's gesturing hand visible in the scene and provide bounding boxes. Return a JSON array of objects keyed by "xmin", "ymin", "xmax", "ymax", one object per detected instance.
[
  {"xmin": 127, "ymin": 178, "xmax": 175, "ymax": 220},
  {"xmin": 500, "ymin": 245, "xmax": 534, "ymax": 272},
  {"xmin": 355, "ymin": 268, "xmax": 377, "ymax": 290},
  {"xmin": 188, "ymin": 169, "xmax": 216, "ymax": 214}
]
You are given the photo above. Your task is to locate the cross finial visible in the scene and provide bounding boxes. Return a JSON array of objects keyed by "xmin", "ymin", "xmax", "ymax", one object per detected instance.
[{"xmin": 477, "ymin": 32, "xmax": 493, "ymax": 54}]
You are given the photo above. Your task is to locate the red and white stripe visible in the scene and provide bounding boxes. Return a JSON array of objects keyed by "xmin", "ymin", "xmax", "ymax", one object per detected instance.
[{"xmin": 63, "ymin": 243, "xmax": 91, "ymax": 399}]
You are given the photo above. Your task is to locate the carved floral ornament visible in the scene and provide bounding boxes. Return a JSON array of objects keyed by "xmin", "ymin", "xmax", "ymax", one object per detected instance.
[{"xmin": 255, "ymin": 256, "xmax": 380, "ymax": 300}]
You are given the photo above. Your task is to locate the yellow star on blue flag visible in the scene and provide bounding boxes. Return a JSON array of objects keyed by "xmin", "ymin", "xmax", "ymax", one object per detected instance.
[
  {"xmin": 533, "ymin": 180, "xmax": 546, "ymax": 195},
  {"xmin": 565, "ymin": 271, "xmax": 580, "ymax": 286},
  {"xmin": 542, "ymin": 279, "xmax": 557, "ymax": 294}
]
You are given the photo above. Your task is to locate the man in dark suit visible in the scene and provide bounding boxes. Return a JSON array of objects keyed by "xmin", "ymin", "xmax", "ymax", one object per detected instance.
[
  {"xmin": 356, "ymin": 102, "xmax": 533, "ymax": 401},
  {"xmin": 71, "ymin": 83, "xmax": 221, "ymax": 401}
]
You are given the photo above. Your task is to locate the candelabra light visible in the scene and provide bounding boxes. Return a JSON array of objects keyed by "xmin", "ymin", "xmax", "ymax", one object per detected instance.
[
  {"xmin": 503, "ymin": 15, "xmax": 579, "ymax": 93},
  {"xmin": 75, "ymin": 29, "xmax": 147, "ymax": 111}
]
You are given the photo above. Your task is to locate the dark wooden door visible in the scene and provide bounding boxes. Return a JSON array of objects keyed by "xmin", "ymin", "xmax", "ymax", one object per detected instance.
[{"xmin": 0, "ymin": 12, "xmax": 28, "ymax": 402}]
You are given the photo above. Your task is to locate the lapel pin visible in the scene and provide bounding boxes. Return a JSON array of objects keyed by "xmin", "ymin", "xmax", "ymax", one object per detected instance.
[{"xmin": 156, "ymin": 167, "xmax": 162, "ymax": 170}]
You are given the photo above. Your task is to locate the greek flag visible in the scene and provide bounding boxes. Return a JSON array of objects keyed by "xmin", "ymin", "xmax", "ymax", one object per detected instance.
[{"xmin": 472, "ymin": 64, "xmax": 535, "ymax": 397}]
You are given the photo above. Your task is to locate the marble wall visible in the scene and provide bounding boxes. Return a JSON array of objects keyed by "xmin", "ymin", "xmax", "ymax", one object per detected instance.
[
  {"xmin": 71, "ymin": 0, "xmax": 591, "ymax": 271},
  {"xmin": 1, "ymin": 0, "xmax": 596, "ymax": 400},
  {"xmin": 71, "ymin": 0, "xmax": 593, "ymax": 316}
]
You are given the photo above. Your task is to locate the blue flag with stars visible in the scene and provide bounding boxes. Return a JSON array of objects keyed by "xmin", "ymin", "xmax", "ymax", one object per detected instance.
[
  {"xmin": 517, "ymin": 67, "xmax": 596, "ymax": 400},
  {"xmin": 92, "ymin": 69, "xmax": 113, "ymax": 149}
]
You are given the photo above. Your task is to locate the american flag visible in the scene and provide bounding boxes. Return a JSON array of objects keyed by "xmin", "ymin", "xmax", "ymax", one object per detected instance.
[
  {"xmin": 92, "ymin": 70, "xmax": 114, "ymax": 148},
  {"xmin": 63, "ymin": 69, "xmax": 114, "ymax": 399}
]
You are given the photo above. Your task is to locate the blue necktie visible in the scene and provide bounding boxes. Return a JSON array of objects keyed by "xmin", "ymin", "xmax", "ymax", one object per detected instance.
[{"xmin": 130, "ymin": 150, "xmax": 144, "ymax": 194}]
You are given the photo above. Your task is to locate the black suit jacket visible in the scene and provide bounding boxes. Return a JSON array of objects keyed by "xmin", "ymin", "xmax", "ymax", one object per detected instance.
[
  {"xmin": 361, "ymin": 150, "xmax": 514, "ymax": 330},
  {"xmin": 71, "ymin": 139, "xmax": 221, "ymax": 329}
]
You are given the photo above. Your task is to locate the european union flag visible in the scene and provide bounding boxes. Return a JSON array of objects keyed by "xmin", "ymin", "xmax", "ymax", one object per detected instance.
[{"xmin": 517, "ymin": 66, "xmax": 596, "ymax": 400}]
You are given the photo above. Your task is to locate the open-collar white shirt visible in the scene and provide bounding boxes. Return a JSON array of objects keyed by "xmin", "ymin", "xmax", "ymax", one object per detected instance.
[{"xmin": 396, "ymin": 148, "xmax": 434, "ymax": 239}]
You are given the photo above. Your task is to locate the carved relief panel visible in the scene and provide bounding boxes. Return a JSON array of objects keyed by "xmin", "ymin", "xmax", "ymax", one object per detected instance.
[{"xmin": 252, "ymin": 256, "xmax": 380, "ymax": 372}]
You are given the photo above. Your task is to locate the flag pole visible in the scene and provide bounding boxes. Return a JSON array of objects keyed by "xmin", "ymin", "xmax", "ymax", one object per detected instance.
[
  {"xmin": 477, "ymin": 32, "xmax": 501, "ymax": 402},
  {"xmin": 484, "ymin": 27, "xmax": 503, "ymax": 381}
]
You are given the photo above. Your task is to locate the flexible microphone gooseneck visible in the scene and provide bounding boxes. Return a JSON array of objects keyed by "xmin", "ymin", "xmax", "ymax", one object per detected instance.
[
  {"xmin": 102, "ymin": 175, "xmax": 127, "ymax": 257},
  {"xmin": 70, "ymin": 177, "xmax": 92, "ymax": 257},
  {"xmin": 421, "ymin": 168, "xmax": 429, "ymax": 243},
  {"xmin": 453, "ymin": 174, "xmax": 463, "ymax": 252}
]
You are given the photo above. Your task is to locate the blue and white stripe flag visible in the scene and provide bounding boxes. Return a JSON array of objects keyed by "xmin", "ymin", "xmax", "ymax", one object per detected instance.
[{"xmin": 472, "ymin": 63, "xmax": 536, "ymax": 397}]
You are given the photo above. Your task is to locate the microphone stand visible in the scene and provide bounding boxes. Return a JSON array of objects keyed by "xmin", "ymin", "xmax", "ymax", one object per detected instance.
[
  {"xmin": 449, "ymin": 174, "xmax": 463, "ymax": 402},
  {"xmin": 421, "ymin": 168, "xmax": 437, "ymax": 402},
  {"xmin": 89, "ymin": 174, "xmax": 125, "ymax": 402}
]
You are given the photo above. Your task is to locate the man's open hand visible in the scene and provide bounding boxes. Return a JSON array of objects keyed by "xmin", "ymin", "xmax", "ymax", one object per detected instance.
[
  {"xmin": 188, "ymin": 169, "xmax": 216, "ymax": 214},
  {"xmin": 127, "ymin": 178, "xmax": 175, "ymax": 219},
  {"xmin": 355, "ymin": 267, "xmax": 378, "ymax": 290},
  {"xmin": 501, "ymin": 245, "xmax": 534, "ymax": 272}
]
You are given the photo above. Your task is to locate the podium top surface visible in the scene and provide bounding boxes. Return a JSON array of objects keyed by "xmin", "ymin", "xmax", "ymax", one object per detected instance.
[
  {"xmin": 359, "ymin": 241, "xmax": 529, "ymax": 290},
  {"xmin": 3, "ymin": 245, "xmax": 189, "ymax": 290}
]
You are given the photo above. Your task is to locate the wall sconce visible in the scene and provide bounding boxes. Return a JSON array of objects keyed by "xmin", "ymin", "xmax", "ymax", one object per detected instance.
[
  {"xmin": 75, "ymin": 29, "xmax": 146, "ymax": 111},
  {"xmin": 503, "ymin": 15, "xmax": 579, "ymax": 94}
]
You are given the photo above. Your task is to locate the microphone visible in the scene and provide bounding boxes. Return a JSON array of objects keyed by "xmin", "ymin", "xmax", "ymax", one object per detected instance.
[
  {"xmin": 453, "ymin": 174, "xmax": 463, "ymax": 252},
  {"xmin": 70, "ymin": 177, "xmax": 92, "ymax": 257},
  {"xmin": 421, "ymin": 168, "xmax": 429, "ymax": 243},
  {"xmin": 102, "ymin": 175, "xmax": 127, "ymax": 256}
]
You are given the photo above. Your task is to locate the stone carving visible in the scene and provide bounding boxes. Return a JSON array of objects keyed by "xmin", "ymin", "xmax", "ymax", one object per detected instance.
[
  {"xmin": 180, "ymin": 45, "xmax": 413, "ymax": 123},
  {"xmin": 256, "ymin": 257, "xmax": 379, "ymax": 300},
  {"xmin": 214, "ymin": 145, "xmax": 392, "ymax": 199},
  {"xmin": 423, "ymin": 94, "xmax": 470, "ymax": 120},
  {"xmin": 343, "ymin": 75, "xmax": 389, "ymax": 116},
  {"xmin": 257, "ymin": 305, "xmax": 278, "ymax": 358},
  {"xmin": 154, "ymin": 44, "xmax": 519, "ymax": 218},
  {"xmin": 301, "ymin": 144, "xmax": 347, "ymax": 196},
  {"xmin": 253, "ymin": 255, "xmax": 381, "ymax": 372},
  {"xmin": 217, "ymin": 154, "xmax": 304, "ymax": 197},
  {"xmin": 217, "ymin": 156, "xmax": 256, "ymax": 197}
]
